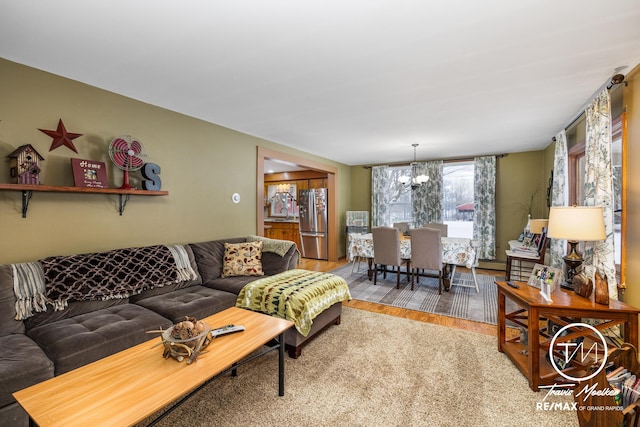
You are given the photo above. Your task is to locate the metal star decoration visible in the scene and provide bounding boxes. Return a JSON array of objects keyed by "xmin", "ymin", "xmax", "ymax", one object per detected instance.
[{"xmin": 39, "ymin": 119, "xmax": 83, "ymax": 153}]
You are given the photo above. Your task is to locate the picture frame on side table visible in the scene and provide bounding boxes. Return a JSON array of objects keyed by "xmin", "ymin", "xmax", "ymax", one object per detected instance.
[
  {"xmin": 528, "ymin": 264, "xmax": 561, "ymax": 302},
  {"xmin": 522, "ymin": 232, "xmax": 534, "ymax": 248}
]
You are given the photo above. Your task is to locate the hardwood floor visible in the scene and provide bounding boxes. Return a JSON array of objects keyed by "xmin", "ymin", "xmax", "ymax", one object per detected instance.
[{"xmin": 298, "ymin": 257, "xmax": 510, "ymax": 337}]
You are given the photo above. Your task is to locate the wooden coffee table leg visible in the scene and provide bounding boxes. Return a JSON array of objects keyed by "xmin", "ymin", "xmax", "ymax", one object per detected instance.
[{"xmin": 278, "ymin": 332, "xmax": 285, "ymax": 396}]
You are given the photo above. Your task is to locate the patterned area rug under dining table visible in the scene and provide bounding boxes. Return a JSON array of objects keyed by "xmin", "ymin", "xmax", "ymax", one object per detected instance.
[{"xmin": 330, "ymin": 263, "xmax": 505, "ymax": 325}]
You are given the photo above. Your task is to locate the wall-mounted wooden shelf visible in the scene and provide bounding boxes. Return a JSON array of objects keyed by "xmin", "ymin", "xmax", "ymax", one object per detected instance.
[{"xmin": 0, "ymin": 183, "xmax": 168, "ymax": 217}]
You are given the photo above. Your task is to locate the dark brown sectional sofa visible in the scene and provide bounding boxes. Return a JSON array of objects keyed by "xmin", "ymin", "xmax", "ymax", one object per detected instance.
[{"xmin": 0, "ymin": 237, "xmax": 311, "ymax": 427}]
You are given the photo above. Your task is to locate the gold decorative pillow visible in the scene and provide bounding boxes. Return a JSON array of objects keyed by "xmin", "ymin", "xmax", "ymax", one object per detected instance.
[{"xmin": 222, "ymin": 241, "xmax": 264, "ymax": 278}]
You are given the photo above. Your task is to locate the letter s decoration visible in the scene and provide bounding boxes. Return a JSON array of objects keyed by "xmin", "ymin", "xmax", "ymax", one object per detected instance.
[{"xmin": 142, "ymin": 163, "xmax": 162, "ymax": 191}]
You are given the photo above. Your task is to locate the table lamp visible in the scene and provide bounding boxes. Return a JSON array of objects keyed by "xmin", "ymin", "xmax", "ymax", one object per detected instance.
[
  {"xmin": 529, "ymin": 219, "xmax": 549, "ymax": 236},
  {"xmin": 546, "ymin": 206, "xmax": 606, "ymax": 288}
]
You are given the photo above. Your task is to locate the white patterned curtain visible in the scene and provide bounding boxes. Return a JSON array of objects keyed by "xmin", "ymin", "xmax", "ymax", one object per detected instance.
[
  {"xmin": 473, "ymin": 156, "xmax": 496, "ymax": 260},
  {"xmin": 549, "ymin": 130, "xmax": 569, "ymax": 272},
  {"xmin": 412, "ymin": 160, "xmax": 443, "ymax": 227},
  {"xmin": 584, "ymin": 90, "xmax": 617, "ymax": 299},
  {"xmin": 371, "ymin": 166, "xmax": 392, "ymax": 227}
]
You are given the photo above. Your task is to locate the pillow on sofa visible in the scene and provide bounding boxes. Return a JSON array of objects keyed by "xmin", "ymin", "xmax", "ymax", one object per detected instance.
[{"xmin": 222, "ymin": 241, "xmax": 264, "ymax": 278}]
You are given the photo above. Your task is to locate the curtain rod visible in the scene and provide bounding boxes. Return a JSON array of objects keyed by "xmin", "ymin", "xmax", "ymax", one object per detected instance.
[
  {"xmin": 362, "ymin": 153, "xmax": 506, "ymax": 169},
  {"xmin": 561, "ymin": 74, "xmax": 626, "ymax": 132}
]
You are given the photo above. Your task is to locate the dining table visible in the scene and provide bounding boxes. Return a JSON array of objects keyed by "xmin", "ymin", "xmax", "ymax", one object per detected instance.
[{"xmin": 346, "ymin": 232, "xmax": 480, "ymax": 291}]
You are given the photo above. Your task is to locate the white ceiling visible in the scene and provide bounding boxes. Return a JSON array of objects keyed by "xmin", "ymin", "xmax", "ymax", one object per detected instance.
[{"xmin": 2, "ymin": 1, "xmax": 640, "ymax": 168}]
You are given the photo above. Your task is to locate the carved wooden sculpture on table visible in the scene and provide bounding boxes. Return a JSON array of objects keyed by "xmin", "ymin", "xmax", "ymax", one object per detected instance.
[
  {"xmin": 594, "ymin": 270, "xmax": 610, "ymax": 305},
  {"xmin": 573, "ymin": 271, "xmax": 594, "ymax": 299}
]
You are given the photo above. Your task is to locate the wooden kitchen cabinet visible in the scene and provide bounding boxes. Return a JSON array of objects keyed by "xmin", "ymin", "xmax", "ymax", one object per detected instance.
[
  {"xmin": 264, "ymin": 221, "xmax": 301, "ymax": 251},
  {"xmin": 308, "ymin": 178, "xmax": 327, "ymax": 189}
]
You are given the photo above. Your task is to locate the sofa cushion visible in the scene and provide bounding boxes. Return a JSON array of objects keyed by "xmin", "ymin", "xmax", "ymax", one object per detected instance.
[
  {"xmin": 24, "ymin": 298, "xmax": 129, "ymax": 331},
  {"xmin": 204, "ymin": 275, "xmax": 264, "ymax": 295},
  {"xmin": 0, "ymin": 402, "xmax": 30, "ymax": 427},
  {"xmin": 0, "ymin": 265, "xmax": 25, "ymax": 336},
  {"xmin": 222, "ymin": 241, "xmax": 264, "ymax": 278},
  {"xmin": 27, "ymin": 304, "xmax": 172, "ymax": 375},
  {"xmin": 133, "ymin": 286, "xmax": 237, "ymax": 324},
  {"xmin": 190, "ymin": 238, "xmax": 246, "ymax": 284},
  {"xmin": 190, "ymin": 238, "xmax": 299, "ymax": 288},
  {"xmin": 0, "ymin": 334, "xmax": 54, "ymax": 407},
  {"xmin": 262, "ymin": 247, "xmax": 299, "ymax": 276}
]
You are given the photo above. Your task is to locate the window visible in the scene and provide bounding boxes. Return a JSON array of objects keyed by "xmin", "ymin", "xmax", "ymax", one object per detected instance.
[
  {"xmin": 567, "ymin": 115, "xmax": 623, "ymax": 268},
  {"xmin": 442, "ymin": 162, "xmax": 474, "ymax": 238},
  {"xmin": 387, "ymin": 166, "xmax": 413, "ymax": 224},
  {"xmin": 568, "ymin": 142, "xmax": 586, "ymax": 206},
  {"xmin": 383, "ymin": 162, "xmax": 475, "ymax": 238},
  {"xmin": 267, "ymin": 183, "xmax": 298, "ymax": 217},
  {"xmin": 612, "ymin": 116, "xmax": 623, "ymax": 267}
]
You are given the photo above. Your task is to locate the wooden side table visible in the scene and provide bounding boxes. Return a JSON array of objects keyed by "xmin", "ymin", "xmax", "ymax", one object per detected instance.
[{"xmin": 496, "ymin": 280, "xmax": 640, "ymax": 391}]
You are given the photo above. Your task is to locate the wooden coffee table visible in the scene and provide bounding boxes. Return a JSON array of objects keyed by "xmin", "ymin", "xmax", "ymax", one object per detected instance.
[{"xmin": 13, "ymin": 307, "xmax": 293, "ymax": 427}]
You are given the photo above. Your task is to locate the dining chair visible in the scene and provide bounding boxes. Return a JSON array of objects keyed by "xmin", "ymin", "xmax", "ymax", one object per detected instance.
[
  {"xmin": 409, "ymin": 227, "xmax": 443, "ymax": 293},
  {"xmin": 347, "ymin": 232, "xmax": 367, "ymax": 275},
  {"xmin": 448, "ymin": 239, "xmax": 480, "ymax": 293},
  {"xmin": 505, "ymin": 230, "xmax": 548, "ymax": 281},
  {"xmin": 422, "ymin": 223, "xmax": 448, "ymax": 237},
  {"xmin": 372, "ymin": 227, "xmax": 411, "ymax": 289}
]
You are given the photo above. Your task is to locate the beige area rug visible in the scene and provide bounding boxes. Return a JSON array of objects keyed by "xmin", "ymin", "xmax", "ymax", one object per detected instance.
[{"xmin": 141, "ymin": 307, "xmax": 578, "ymax": 427}]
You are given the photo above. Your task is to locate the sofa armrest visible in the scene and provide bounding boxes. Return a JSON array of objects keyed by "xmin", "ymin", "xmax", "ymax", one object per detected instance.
[{"xmin": 262, "ymin": 243, "xmax": 299, "ymax": 275}]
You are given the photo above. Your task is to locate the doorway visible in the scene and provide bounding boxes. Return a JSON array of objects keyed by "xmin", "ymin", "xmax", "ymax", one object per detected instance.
[{"xmin": 257, "ymin": 146, "xmax": 338, "ymax": 262}]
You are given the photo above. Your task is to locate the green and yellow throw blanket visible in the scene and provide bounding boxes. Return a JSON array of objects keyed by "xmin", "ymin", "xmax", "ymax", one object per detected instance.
[{"xmin": 236, "ymin": 269, "xmax": 352, "ymax": 336}]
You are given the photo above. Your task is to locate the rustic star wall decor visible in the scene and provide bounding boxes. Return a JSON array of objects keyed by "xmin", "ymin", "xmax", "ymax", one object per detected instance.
[{"xmin": 39, "ymin": 119, "xmax": 83, "ymax": 153}]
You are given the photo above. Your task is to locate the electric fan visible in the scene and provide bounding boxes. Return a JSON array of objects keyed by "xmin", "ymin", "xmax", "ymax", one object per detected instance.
[{"xmin": 108, "ymin": 136, "xmax": 147, "ymax": 189}]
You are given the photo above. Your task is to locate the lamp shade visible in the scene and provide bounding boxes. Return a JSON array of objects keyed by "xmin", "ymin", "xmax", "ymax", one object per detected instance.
[
  {"xmin": 529, "ymin": 219, "xmax": 549, "ymax": 234},
  {"xmin": 546, "ymin": 206, "xmax": 606, "ymax": 241}
]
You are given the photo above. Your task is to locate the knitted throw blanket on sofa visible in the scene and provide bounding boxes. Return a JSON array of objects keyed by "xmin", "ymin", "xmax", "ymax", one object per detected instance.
[{"xmin": 41, "ymin": 245, "xmax": 187, "ymax": 311}]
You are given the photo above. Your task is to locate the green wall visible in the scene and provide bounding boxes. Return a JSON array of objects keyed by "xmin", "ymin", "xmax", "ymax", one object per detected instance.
[
  {"xmin": 0, "ymin": 58, "xmax": 350, "ymax": 263},
  {"xmin": 496, "ymin": 151, "xmax": 550, "ymax": 260},
  {"xmin": 348, "ymin": 166, "xmax": 371, "ymax": 212}
]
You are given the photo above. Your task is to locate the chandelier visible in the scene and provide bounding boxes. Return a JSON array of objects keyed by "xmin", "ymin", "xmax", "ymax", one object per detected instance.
[{"xmin": 398, "ymin": 143, "xmax": 429, "ymax": 189}]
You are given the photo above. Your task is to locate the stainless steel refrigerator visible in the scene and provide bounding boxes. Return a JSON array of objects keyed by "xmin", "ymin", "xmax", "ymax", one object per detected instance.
[{"xmin": 298, "ymin": 188, "xmax": 328, "ymax": 260}]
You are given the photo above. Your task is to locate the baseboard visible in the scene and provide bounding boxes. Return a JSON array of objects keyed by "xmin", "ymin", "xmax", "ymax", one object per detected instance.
[{"xmin": 478, "ymin": 260, "xmax": 506, "ymax": 271}]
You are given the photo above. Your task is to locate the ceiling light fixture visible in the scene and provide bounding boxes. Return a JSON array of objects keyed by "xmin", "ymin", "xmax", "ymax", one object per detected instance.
[{"xmin": 398, "ymin": 143, "xmax": 429, "ymax": 190}]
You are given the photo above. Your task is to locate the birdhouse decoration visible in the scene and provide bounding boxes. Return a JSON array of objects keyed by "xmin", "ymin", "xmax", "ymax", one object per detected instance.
[{"xmin": 7, "ymin": 144, "xmax": 45, "ymax": 184}]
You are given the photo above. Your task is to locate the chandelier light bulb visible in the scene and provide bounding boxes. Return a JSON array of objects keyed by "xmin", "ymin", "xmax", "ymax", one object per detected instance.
[{"xmin": 397, "ymin": 144, "xmax": 429, "ymax": 189}]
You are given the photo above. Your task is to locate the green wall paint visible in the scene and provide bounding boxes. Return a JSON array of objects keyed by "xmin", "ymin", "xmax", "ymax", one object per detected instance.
[{"xmin": 0, "ymin": 58, "xmax": 349, "ymax": 263}]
